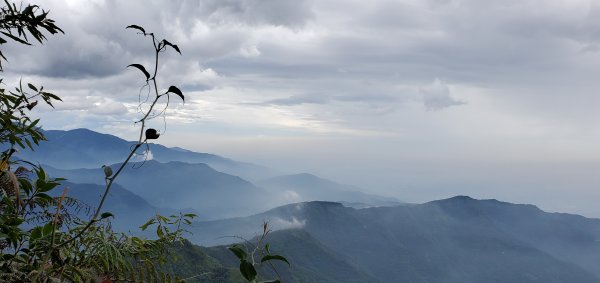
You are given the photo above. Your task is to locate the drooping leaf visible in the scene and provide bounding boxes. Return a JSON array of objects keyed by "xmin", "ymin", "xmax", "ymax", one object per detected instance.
[
  {"xmin": 127, "ymin": 64, "xmax": 150, "ymax": 80},
  {"xmin": 26, "ymin": 101, "xmax": 38, "ymax": 110},
  {"xmin": 156, "ymin": 225, "xmax": 164, "ymax": 238},
  {"xmin": 228, "ymin": 245, "xmax": 247, "ymax": 260},
  {"xmin": 239, "ymin": 260, "xmax": 257, "ymax": 281},
  {"xmin": 0, "ymin": 31, "xmax": 30, "ymax": 45},
  {"xmin": 42, "ymin": 223, "xmax": 54, "ymax": 236},
  {"xmin": 161, "ymin": 39, "xmax": 181, "ymax": 54},
  {"xmin": 41, "ymin": 91, "xmax": 62, "ymax": 101},
  {"xmin": 140, "ymin": 218, "xmax": 156, "ymax": 231},
  {"xmin": 100, "ymin": 212, "xmax": 114, "ymax": 219},
  {"xmin": 126, "ymin": 25, "xmax": 146, "ymax": 34},
  {"xmin": 145, "ymin": 128, "xmax": 160, "ymax": 140},
  {"xmin": 166, "ymin": 86, "xmax": 184, "ymax": 102},
  {"xmin": 30, "ymin": 226, "xmax": 42, "ymax": 240},
  {"xmin": 261, "ymin": 255, "xmax": 290, "ymax": 266},
  {"xmin": 27, "ymin": 83, "xmax": 37, "ymax": 92}
]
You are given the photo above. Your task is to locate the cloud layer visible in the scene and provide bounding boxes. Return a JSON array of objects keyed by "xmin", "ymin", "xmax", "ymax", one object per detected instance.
[{"xmin": 5, "ymin": 0, "xmax": 600, "ymax": 216}]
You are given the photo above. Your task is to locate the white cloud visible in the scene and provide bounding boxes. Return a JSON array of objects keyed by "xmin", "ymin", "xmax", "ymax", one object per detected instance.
[
  {"xmin": 270, "ymin": 217, "xmax": 306, "ymax": 230},
  {"xmin": 281, "ymin": 190, "xmax": 303, "ymax": 203}
]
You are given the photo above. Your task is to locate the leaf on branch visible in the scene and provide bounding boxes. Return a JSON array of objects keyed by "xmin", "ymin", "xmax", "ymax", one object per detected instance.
[
  {"xmin": 161, "ymin": 39, "xmax": 181, "ymax": 55},
  {"xmin": 0, "ymin": 31, "xmax": 31, "ymax": 45},
  {"xmin": 140, "ymin": 219, "xmax": 156, "ymax": 231},
  {"xmin": 30, "ymin": 226, "xmax": 42, "ymax": 240},
  {"xmin": 156, "ymin": 225, "xmax": 164, "ymax": 238},
  {"xmin": 145, "ymin": 128, "xmax": 160, "ymax": 140},
  {"xmin": 102, "ymin": 165, "xmax": 113, "ymax": 178},
  {"xmin": 239, "ymin": 260, "xmax": 257, "ymax": 281},
  {"xmin": 261, "ymin": 254, "xmax": 290, "ymax": 266},
  {"xmin": 228, "ymin": 245, "xmax": 247, "ymax": 260},
  {"xmin": 100, "ymin": 212, "xmax": 114, "ymax": 219},
  {"xmin": 127, "ymin": 64, "xmax": 150, "ymax": 81},
  {"xmin": 27, "ymin": 83, "xmax": 37, "ymax": 92},
  {"xmin": 41, "ymin": 91, "xmax": 62, "ymax": 102},
  {"xmin": 42, "ymin": 223, "xmax": 54, "ymax": 235},
  {"xmin": 26, "ymin": 101, "xmax": 38, "ymax": 110},
  {"xmin": 126, "ymin": 24, "xmax": 146, "ymax": 34},
  {"xmin": 166, "ymin": 86, "xmax": 184, "ymax": 102}
]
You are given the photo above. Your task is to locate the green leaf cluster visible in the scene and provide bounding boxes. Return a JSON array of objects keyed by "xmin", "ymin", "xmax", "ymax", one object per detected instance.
[{"xmin": 227, "ymin": 222, "xmax": 291, "ymax": 283}]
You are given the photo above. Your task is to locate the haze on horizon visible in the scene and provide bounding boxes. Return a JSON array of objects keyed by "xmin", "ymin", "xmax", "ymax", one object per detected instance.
[{"xmin": 4, "ymin": 0, "xmax": 600, "ymax": 217}]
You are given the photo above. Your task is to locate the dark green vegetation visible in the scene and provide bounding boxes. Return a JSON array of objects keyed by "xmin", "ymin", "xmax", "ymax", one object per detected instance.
[{"xmin": 164, "ymin": 230, "xmax": 376, "ymax": 283}]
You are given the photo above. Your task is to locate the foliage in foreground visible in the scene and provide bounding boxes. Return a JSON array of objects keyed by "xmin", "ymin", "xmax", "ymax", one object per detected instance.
[{"xmin": 0, "ymin": 3, "xmax": 193, "ymax": 281}]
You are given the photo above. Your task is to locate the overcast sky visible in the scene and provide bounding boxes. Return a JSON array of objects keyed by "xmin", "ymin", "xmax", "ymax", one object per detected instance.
[{"xmin": 5, "ymin": 0, "xmax": 600, "ymax": 216}]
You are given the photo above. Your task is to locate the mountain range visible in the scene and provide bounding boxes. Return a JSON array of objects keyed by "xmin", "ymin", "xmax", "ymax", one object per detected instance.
[
  {"xmin": 21, "ymin": 128, "xmax": 400, "ymax": 220},
  {"xmin": 185, "ymin": 197, "xmax": 600, "ymax": 282},
  {"xmin": 46, "ymin": 161, "xmax": 268, "ymax": 219},
  {"xmin": 22, "ymin": 128, "xmax": 276, "ymax": 181},
  {"xmin": 14, "ymin": 128, "xmax": 600, "ymax": 282}
]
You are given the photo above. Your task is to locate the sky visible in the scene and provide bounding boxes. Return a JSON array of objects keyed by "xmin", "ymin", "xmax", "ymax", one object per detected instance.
[{"xmin": 4, "ymin": 0, "xmax": 600, "ymax": 216}]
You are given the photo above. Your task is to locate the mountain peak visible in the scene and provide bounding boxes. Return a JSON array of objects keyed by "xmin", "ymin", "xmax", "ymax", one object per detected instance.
[
  {"xmin": 446, "ymin": 195, "xmax": 476, "ymax": 201},
  {"xmin": 425, "ymin": 195, "xmax": 478, "ymax": 207},
  {"xmin": 282, "ymin": 173, "xmax": 322, "ymax": 180},
  {"xmin": 425, "ymin": 195, "xmax": 545, "ymax": 221}
]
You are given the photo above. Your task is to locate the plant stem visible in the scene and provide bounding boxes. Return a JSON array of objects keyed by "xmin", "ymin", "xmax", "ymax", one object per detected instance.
[{"xmin": 54, "ymin": 33, "xmax": 163, "ymax": 249}]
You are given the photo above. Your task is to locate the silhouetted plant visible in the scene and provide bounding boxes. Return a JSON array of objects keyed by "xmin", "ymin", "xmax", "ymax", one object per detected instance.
[
  {"xmin": 66, "ymin": 23, "xmax": 187, "ymax": 248},
  {"xmin": 0, "ymin": 4, "xmax": 193, "ymax": 280}
]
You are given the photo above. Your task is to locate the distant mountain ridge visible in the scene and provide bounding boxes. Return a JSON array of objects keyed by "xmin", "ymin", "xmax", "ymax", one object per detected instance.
[
  {"xmin": 61, "ymin": 181, "xmax": 166, "ymax": 232},
  {"xmin": 32, "ymin": 128, "xmax": 401, "ymax": 219},
  {"xmin": 17, "ymin": 128, "xmax": 277, "ymax": 181},
  {"xmin": 45, "ymin": 160, "xmax": 270, "ymax": 219},
  {"xmin": 188, "ymin": 196, "xmax": 600, "ymax": 282}
]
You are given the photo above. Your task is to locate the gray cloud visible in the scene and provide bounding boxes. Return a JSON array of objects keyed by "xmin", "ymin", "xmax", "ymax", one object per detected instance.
[
  {"xmin": 4, "ymin": 0, "xmax": 600, "ymax": 217},
  {"xmin": 258, "ymin": 95, "xmax": 328, "ymax": 106},
  {"xmin": 197, "ymin": 0, "xmax": 314, "ymax": 28},
  {"xmin": 420, "ymin": 79, "xmax": 465, "ymax": 110},
  {"xmin": 252, "ymin": 91, "xmax": 398, "ymax": 107}
]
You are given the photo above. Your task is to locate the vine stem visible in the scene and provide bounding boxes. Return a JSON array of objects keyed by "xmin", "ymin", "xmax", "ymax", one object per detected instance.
[{"xmin": 51, "ymin": 32, "xmax": 164, "ymax": 251}]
